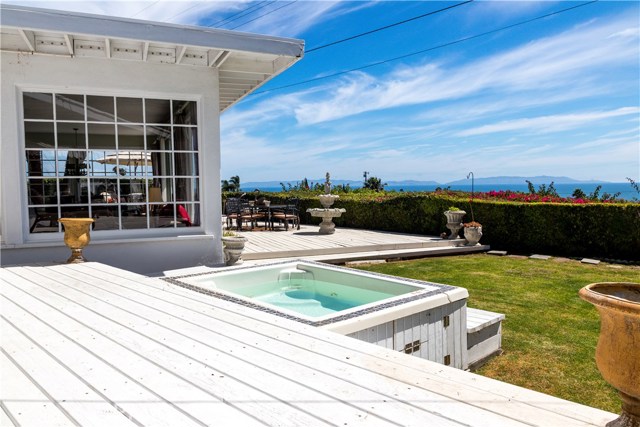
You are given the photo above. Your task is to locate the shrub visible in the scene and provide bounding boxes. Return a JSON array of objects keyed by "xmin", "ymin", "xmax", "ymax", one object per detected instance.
[{"xmin": 222, "ymin": 192, "xmax": 640, "ymax": 260}]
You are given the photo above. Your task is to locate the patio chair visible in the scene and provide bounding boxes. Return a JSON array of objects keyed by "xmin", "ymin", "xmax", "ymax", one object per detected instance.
[
  {"xmin": 271, "ymin": 198, "xmax": 300, "ymax": 231},
  {"xmin": 225, "ymin": 197, "xmax": 265, "ymax": 231}
]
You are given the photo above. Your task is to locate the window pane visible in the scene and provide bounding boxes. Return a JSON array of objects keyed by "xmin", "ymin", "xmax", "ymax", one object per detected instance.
[
  {"xmin": 118, "ymin": 124, "xmax": 144, "ymax": 150},
  {"xmin": 26, "ymin": 150, "xmax": 56, "ymax": 177},
  {"xmin": 117, "ymin": 97, "xmax": 143, "ymax": 123},
  {"xmin": 179, "ymin": 203, "xmax": 199, "ymax": 227},
  {"xmin": 122, "ymin": 206, "xmax": 148, "ymax": 229},
  {"xmin": 120, "ymin": 178, "xmax": 146, "ymax": 201},
  {"xmin": 57, "ymin": 123, "xmax": 86, "ymax": 150},
  {"xmin": 147, "ymin": 126, "xmax": 171, "ymax": 150},
  {"xmin": 27, "ymin": 179, "xmax": 58, "ymax": 205},
  {"xmin": 25, "ymin": 121, "xmax": 55, "ymax": 149},
  {"xmin": 57, "ymin": 150, "xmax": 87, "ymax": 177},
  {"xmin": 146, "ymin": 99, "xmax": 171, "ymax": 124},
  {"xmin": 24, "ymin": 92, "xmax": 53, "ymax": 120},
  {"xmin": 149, "ymin": 152, "xmax": 173, "ymax": 176},
  {"xmin": 88, "ymin": 124, "xmax": 116, "ymax": 150},
  {"xmin": 56, "ymin": 94, "xmax": 85, "ymax": 121},
  {"xmin": 87, "ymin": 96, "xmax": 114, "ymax": 122},
  {"xmin": 173, "ymin": 100, "xmax": 197, "ymax": 124},
  {"xmin": 173, "ymin": 127, "xmax": 198, "ymax": 151},
  {"xmin": 148, "ymin": 178, "xmax": 173, "ymax": 203},
  {"xmin": 59, "ymin": 178, "xmax": 89, "ymax": 204},
  {"xmin": 92, "ymin": 206, "xmax": 120, "ymax": 231},
  {"xmin": 176, "ymin": 177, "xmax": 199, "ymax": 202},
  {"xmin": 174, "ymin": 153, "xmax": 198, "ymax": 177},
  {"xmin": 89, "ymin": 178, "xmax": 119, "ymax": 203},
  {"xmin": 29, "ymin": 207, "xmax": 59, "ymax": 233},
  {"xmin": 60, "ymin": 206, "xmax": 90, "ymax": 218},
  {"xmin": 151, "ymin": 203, "xmax": 175, "ymax": 228},
  {"xmin": 88, "ymin": 150, "xmax": 119, "ymax": 177}
]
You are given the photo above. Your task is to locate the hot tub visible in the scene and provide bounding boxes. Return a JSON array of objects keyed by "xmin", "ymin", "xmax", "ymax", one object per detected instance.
[{"xmin": 167, "ymin": 260, "xmax": 469, "ymax": 368}]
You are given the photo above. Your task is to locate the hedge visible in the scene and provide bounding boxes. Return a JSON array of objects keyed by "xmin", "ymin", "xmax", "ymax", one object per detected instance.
[{"xmin": 223, "ymin": 192, "xmax": 640, "ymax": 261}]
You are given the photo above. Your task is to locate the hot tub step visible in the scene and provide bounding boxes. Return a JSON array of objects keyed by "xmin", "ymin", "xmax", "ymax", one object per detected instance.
[{"xmin": 466, "ymin": 307, "xmax": 505, "ymax": 371}]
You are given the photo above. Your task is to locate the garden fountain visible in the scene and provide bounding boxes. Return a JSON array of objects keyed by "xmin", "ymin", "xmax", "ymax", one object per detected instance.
[{"xmin": 307, "ymin": 173, "xmax": 346, "ymax": 234}]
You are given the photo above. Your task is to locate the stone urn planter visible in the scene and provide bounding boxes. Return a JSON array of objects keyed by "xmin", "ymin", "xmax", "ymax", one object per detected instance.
[
  {"xmin": 444, "ymin": 209, "xmax": 466, "ymax": 239},
  {"xmin": 579, "ymin": 282, "xmax": 640, "ymax": 427},
  {"xmin": 222, "ymin": 234, "xmax": 248, "ymax": 266},
  {"xmin": 463, "ymin": 221, "xmax": 483, "ymax": 246},
  {"xmin": 58, "ymin": 218, "xmax": 95, "ymax": 263}
]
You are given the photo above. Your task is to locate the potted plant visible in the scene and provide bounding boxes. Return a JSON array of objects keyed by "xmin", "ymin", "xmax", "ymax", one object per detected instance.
[
  {"xmin": 463, "ymin": 221, "xmax": 483, "ymax": 246},
  {"xmin": 221, "ymin": 230, "xmax": 248, "ymax": 265},
  {"xmin": 444, "ymin": 206, "xmax": 466, "ymax": 239}
]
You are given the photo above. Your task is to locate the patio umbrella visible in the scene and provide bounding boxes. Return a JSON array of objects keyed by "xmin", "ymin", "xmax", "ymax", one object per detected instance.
[{"xmin": 97, "ymin": 151, "xmax": 150, "ymax": 176}]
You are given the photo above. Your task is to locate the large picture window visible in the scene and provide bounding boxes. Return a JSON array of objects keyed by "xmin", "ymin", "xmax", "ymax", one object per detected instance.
[{"xmin": 24, "ymin": 92, "xmax": 200, "ymax": 233}]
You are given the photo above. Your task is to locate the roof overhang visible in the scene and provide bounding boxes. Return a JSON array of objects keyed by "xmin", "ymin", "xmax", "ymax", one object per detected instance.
[{"xmin": 0, "ymin": 4, "xmax": 304, "ymax": 111}]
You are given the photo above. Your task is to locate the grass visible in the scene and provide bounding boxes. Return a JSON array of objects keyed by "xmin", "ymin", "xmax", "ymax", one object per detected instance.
[{"xmin": 354, "ymin": 253, "xmax": 639, "ymax": 413}]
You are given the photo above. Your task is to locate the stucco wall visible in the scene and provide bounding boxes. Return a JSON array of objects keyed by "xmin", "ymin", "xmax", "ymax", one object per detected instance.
[{"xmin": 1, "ymin": 51, "xmax": 224, "ymax": 272}]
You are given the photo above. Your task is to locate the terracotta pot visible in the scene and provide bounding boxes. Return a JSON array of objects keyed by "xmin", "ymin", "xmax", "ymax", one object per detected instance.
[
  {"xmin": 579, "ymin": 282, "xmax": 640, "ymax": 427},
  {"xmin": 58, "ymin": 218, "xmax": 95, "ymax": 263}
]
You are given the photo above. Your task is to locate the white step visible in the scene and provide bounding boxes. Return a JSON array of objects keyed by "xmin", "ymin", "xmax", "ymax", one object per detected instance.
[{"xmin": 467, "ymin": 307, "xmax": 505, "ymax": 370}]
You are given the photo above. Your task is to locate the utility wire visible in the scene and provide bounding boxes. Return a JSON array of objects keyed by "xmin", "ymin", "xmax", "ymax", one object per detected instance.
[
  {"xmin": 228, "ymin": 1, "xmax": 298, "ymax": 30},
  {"xmin": 305, "ymin": 0, "xmax": 474, "ymax": 54},
  {"xmin": 131, "ymin": 1, "xmax": 160, "ymax": 18},
  {"xmin": 208, "ymin": 0, "xmax": 274, "ymax": 28},
  {"xmin": 164, "ymin": 2, "xmax": 201, "ymax": 22},
  {"xmin": 254, "ymin": 0, "xmax": 598, "ymax": 95}
]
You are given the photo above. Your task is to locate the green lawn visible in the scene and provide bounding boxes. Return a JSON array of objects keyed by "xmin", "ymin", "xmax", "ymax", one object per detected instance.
[{"xmin": 354, "ymin": 253, "xmax": 639, "ymax": 413}]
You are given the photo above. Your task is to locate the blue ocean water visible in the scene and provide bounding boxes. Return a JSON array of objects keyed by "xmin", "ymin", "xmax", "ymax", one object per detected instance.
[{"xmin": 248, "ymin": 182, "xmax": 637, "ymax": 200}]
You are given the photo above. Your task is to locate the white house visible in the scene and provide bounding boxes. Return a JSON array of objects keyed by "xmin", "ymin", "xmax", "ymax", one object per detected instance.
[{"xmin": 0, "ymin": 4, "xmax": 304, "ymax": 273}]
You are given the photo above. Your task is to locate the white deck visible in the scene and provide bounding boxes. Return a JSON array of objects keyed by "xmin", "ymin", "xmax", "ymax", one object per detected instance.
[
  {"xmin": 0, "ymin": 262, "xmax": 616, "ymax": 426},
  {"xmin": 241, "ymin": 225, "xmax": 489, "ymax": 262}
]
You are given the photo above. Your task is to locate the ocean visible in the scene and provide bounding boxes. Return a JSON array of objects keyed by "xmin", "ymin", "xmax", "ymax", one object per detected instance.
[{"xmin": 248, "ymin": 182, "xmax": 638, "ymax": 200}]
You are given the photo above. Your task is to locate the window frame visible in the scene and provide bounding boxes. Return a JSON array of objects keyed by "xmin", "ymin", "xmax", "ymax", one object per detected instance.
[{"xmin": 21, "ymin": 89, "xmax": 203, "ymax": 241}]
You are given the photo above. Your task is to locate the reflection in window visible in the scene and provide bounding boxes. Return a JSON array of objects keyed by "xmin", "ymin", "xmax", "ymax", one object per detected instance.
[{"xmin": 24, "ymin": 93, "xmax": 200, "ymax": 233}]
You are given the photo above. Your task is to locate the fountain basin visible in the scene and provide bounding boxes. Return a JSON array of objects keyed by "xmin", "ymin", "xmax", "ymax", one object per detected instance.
[{"xmin": 307, "ymin": 208, "xmax": 346, "ymax": 234}]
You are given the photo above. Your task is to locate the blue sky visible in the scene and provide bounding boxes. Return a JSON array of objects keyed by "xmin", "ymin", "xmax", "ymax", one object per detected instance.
[{"xmin": 7, "ymin": 1, "xmax": 640, "ymax": 183}]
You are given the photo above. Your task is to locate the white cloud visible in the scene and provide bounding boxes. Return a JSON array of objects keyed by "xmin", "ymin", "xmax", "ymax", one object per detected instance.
[
  {"xmin": 291, "ymin": 13, "xmax": 639, "ymax": 124},
  {"xmin": 456, "ymin": 107, "xmax": 640, "ymax": 137}
]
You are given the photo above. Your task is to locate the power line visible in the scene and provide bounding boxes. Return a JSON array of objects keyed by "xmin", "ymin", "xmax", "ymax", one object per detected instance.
[
  {"xmin": 228, "ymin": 1, "xmax": 299, "ymax": 30},
  {"xmin": 208, "ymin": 0, "xmax": 274, "ymax": 28},
  {"xmin": 253, "ymin": 0, "xmax": 598, "ymax": 95},
  {"xmin": 164, "ymin": 3, "xmax": 201, "ymax": 22},
  {"xmin": 305, "ymin": 0, "xmax": 474, "ymax": 54},
  {"xmin": 130, "ymin": 1, "xmax": 160, "ymax": 18}
]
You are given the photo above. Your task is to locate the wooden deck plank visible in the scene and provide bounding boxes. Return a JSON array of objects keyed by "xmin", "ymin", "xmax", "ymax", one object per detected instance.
[
  {"xmin": 0, "ymin": 350, "xmax": 76, "ymax": 427},
  {"xmin": 67, "ymin": 263, "xmax": 611, "ymax": 426},
  {"xmin": 2, "ymin": 268, "xmax": 335, "ymax": 426},
  {"xmin": 1, "ymin": 270, "xmax": 264, "ymax": 427},
  {"xmin": 17, "ymin": 264, "xmax": 484, "ymax": 426},
  {"xmin": 44, "ymin": 264, "xmax": 534, "ymax": 427},
  {"xmin": 1, "ymin": 263, "xmax": 616, "ymax": 427}
]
